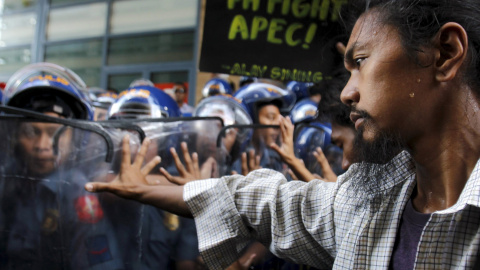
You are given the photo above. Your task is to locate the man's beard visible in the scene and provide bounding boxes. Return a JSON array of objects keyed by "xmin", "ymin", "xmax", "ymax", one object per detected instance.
[
  {"xmin": 353, "ymin": 124, "xmax": 405, "ymax": 165},
  {"xmin": 350, "ymin": 108, "xmax": 405, "ymax": 165},
  {"xmin": 348, "ymin": 111, "xmax": 407, "ymax": 196}
]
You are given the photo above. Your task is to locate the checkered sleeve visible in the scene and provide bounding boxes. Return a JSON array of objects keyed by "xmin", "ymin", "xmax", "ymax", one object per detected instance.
[{"xmin": 184, "ymin": 168, "xmax": 338, "ymax": 269}]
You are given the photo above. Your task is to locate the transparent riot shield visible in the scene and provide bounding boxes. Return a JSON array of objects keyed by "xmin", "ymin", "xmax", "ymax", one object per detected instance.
[
  {"xmin": 96, "ymin": 117, "xmax": 217, "ymax": 269},
  {"xmin": 217, "ymin": 123, "xmax": 344, "ymax": 180},
  {"xmin": 293, "ymin": 122, "xmax": 344, "ymax": 176},
  {"xmin": 0, "ymin": 106, "xmax": 229, "ymax": 269},
  {"xmin": 93, "ymin": 105, "xmax": 110, "ymax": 121},
  {"xmin": 217, "ymin": 124, "xmax": 292, "ymax": 178},
  {"xmin": 96, "ymin": 117, "xmax": 224, "ymax": 269},
  {"xmin": 0, "ymin": 106, "xmax": 147, "ymax": 270},
  {"xmin": 89, "ymin": 120, "xmax": 145, "ymax": 181},
  {"xmin": 109, "ymin": 116, "xmax": 225, "ymax": 181},
  {"xmin": 0, "ymin": 107, "xmax": 141, "ymax": 269}
]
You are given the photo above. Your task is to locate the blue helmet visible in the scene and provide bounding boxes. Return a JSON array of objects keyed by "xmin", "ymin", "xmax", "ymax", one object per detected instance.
[
  {"xmin": 95, "ymin": 91, "xmax": 118, "ymax": 109},
  {"xmin": 289, "ymin": 98, "xmax": 318, "ymax": 124},
  {"xmin": 194, "ymin": 94, "xmax": 252, "ymax": 126},
  {"xmin": 239, "ymin": 76, "xmax": 257, "ymax": 87},
  {"xmin": 129, "ymin": 78, "xmax": 155, "ymax": 88},
  {"xmin": 82, "ymin": 86, "xmax": 107, "ymax": 109},
  {"xmin": 202, "ymin": 78, "xmax": 233, "ymax": 98},
  {"xmin": 294, "ymin": 122, "xmax": 332, "ymax": 163},
  {"xmin": 286, "ymin": 81, "xmax": 314, "ymax": 101},
  {"xmin": 294, "ymin": 122, "xmax": 346, "ymax": 175},
  {"xmin": 3, "ymin": 62, "xmax": 94, "ymax": 120},
  {"xmin": 194, "ymin": 94, "xmax": 253, "ymax": 167},
  {"xmin": 233, "ymin": 82, "xmax": 296, "ymax": 122},
  {"xmin": 108, "ymin": 85, "xmax": 181, "ymax": 119}
]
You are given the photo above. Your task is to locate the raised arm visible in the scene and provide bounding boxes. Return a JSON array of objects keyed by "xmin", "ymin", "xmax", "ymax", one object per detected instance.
[
  {"xmin": 269, "ymin": 115, "xmax": 318, "ymax": 182},
  {"xmin": 313, "ymin": 147, "xmax": 338, "ymax": 182}
]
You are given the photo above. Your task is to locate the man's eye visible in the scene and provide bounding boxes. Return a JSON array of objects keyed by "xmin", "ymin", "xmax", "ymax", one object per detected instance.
[{"xmin": 355, "ymin": 58, "xmax": 365, "ymax": 67}]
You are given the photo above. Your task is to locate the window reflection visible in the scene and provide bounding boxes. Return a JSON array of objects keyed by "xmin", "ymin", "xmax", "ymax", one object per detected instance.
[
  {"xmin": 50, "ymin": 0, "xmax": 93, "ymax": 5},
  {"xmin": 47, "ymin": 2, "xmax": 107, "ymax": 41},
  {"xmin": 0, "ymin": 0, "xmax": 36, "ymax": 13},
  {"xmin": 0, "ymin": 12, "xmax": 36, "ymax": 46},
  {"xmin": 0, "ymin": 47, "xmax": 30, "ymax": 81},
  {"xmin": 108, "ymin": 31, "xmax": 194, "ymax": 65},
  {"xmin": 110, "ymin": 0, "xmax": 197, "ymax": 35},
  {"xmin": 44, "ymin": 40, "xmax": 102, "ymax": 86},
  {"xmin": 108, "ymin": 73, "xmax": 142, "ymax": 92},
  {"xmin": 152, "ymin": 71, "xmax": 188, "ymax": 84}
]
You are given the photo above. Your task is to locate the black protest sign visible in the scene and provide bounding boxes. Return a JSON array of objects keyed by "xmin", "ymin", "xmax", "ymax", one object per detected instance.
[{"xmin": 199, "ymin": 0, "xmax": 348, "ymax": 83}]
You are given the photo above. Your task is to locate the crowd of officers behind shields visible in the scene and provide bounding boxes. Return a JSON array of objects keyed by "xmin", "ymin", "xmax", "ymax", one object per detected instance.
[
  {"xmin": 8, "ymin": 0, "xmax": 479, "ymax": 268},
  {"xmin": 0, "ymin": 60, "xmax": 352, "ymax": 269}
]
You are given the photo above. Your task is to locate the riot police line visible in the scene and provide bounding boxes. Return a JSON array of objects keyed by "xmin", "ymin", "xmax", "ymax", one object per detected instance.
[{"xmin": 0, "ymin": 62, "xmax": 341, "ymax": 269}]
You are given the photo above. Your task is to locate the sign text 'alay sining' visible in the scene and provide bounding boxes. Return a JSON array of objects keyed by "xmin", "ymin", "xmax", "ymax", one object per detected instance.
[{"xmin": 225, "ymin": 62, "xmax": 329, "ymax": 83}]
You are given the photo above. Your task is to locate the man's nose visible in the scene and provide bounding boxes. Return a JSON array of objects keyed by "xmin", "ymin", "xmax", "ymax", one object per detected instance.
[{"xmin": 340, "ymin": 75, "xmax": 360, "ymax": 107}]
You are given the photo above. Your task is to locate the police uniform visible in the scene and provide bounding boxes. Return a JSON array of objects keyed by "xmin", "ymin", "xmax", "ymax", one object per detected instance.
[
  {"xmin": 139, "ymin": 206, "xmax": 199, "ymax": 269},
  {"xmin": 105, "ymin": 204, "xmax": 199, "ymax": 270},
  {"xmin": 0, "ymin": 167, "xmax": 123, "ymax": 270}
]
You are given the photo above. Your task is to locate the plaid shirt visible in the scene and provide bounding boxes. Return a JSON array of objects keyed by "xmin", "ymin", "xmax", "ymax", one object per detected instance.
[{"xmin": 184, "ymin": 151, "xmax": 480, "ymax": 269}]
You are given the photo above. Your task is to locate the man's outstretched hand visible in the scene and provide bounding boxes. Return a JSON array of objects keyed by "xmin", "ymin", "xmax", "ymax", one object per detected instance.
[
  {"xmin": 85, "ymin": 135, "xmax": 161, "ymax": 200},
  {"xmin": 85, "ymin": 135, "xmax": 193, "ymax": 217}
]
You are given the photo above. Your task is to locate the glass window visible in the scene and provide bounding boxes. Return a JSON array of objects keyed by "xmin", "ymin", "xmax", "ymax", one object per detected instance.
[
  {"xmin": 108, "ymin": 73, "xmax": 142, "ymax": 93},
  {"xmin": 50, "ymin": 0, "xmax": 95, "ymax": 5},
  {"xmin": 0, "ymin": 0, "xmax": 37, "ymax": 13},
  {"xmin": 0, "ymin": 12, "xmax": 36, "ymax": 46},
  {"xmin": 110, "ymin": 0, "xmax": 197, "ymax": 35},
  {"xmin": 68, "ymin": 66, "xmax": 101, "ymax": 88},
  {"xmin": 0, "ymin": 47, "xmax": 31, "ymax": 80},
  {"xmin": 151, "ymin": 71, "xmax": 188, "ymax": 84},
  {"xmin": 107, "ymin": 31, "xmax": 194, "ymax": 65},
  {"xmin": 44, "ymin": 39, "xmax": 103, "ymax": 87},
  {"xmin": 47, "ymin": 2, "xmax": 107, "ymax": 41}
]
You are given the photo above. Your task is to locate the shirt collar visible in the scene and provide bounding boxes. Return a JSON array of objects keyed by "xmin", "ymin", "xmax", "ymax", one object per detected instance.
[
  {"xmin": 437, "ymin": 156, "xmax": 480, "ymax": 213},
  {"xmin": 340, "ymin": 151, "xmax": 480, "ymax": 212}
]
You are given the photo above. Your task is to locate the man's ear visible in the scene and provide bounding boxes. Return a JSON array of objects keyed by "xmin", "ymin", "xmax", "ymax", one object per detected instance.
[{"xmin": 434, "ymin": 22, "xmax": 468, "ymax": 82}]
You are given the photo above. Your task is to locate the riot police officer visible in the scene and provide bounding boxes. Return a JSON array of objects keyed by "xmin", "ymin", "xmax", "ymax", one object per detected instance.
[
  {"xmin": 108, "ymin": 82, "xmax": 199, "ymax": 270},
  {"xmin": 0, "ymin": 62, "xmax": 123, "ymax": 269}
]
